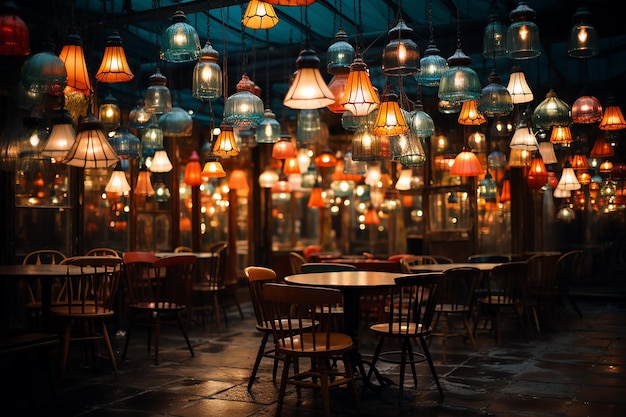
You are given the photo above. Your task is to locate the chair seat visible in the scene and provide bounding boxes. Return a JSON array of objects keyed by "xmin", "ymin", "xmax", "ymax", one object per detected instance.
[
  {"xmin": 369, "ymin": 321, "xmax": 429, "ymax": 336},
  {"xmin": 50, "ymin": 305, "xmax": 115, "ymax": 317},
  {"xmin": 277, "ymin": 332, "xmax": 353, "ymax": 355},
  {"xmin": 129, "ymin": 301, "xmax": 186, "ymax": 311}
]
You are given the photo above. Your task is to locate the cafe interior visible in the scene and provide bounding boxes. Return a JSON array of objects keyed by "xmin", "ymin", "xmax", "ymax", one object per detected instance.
[{"xmin": 0, "ymin": 0, "xmax": 625, "ymax": 416}]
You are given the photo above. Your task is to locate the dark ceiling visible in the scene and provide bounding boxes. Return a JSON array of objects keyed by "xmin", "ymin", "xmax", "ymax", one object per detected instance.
[{"xmin": 9, "ymin": 0, "xmax": 626, "ymax": 128}]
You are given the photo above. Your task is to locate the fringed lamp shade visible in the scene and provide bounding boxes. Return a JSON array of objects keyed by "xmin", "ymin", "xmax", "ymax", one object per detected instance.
[
  {"xmin": 589, "ymin": 135, "xmax": 615, "ymax": 158},
  {"xmin": 192, "ymin": 40, "xmax": 222, "ymax": 100},
  {"xmin": 572, "ymin": 95, "xmax": 602, "ymax": 124},
  {"xmin": 135, "ymin": 165, "xmax": 155, "ymax": 196},
  {"xmin": 144, "ymin": 68, "xmax": 172, "ymax": 115},
  {"xmin": 161, "ymin": 10, "xmax": 201, "ymax": 62},
  {"xmin": 341, "ymin": 57, "xmax": 380, "ymax": 116},
  {"xmin": 458, "ymin": 99, "xmax": 486, "ymax": 125},
  {"xmin": 95, "ymin": 32, "xmax": 134, "ymax": 83},
  {"xmin": 571, "ymin": 154, "xmax": 589, "ymax": 171},
  {"xmin": 243, "ymin": 0, "xmax": 279, "ymax": 29},
  {"xmin": 438, "ymin": 48, "xmax": 482, "ymax": 102},
  {"xmin": 549, "ymin": 126, "xmax": 573, "ymax": 145},
  {"xmin": 283, "ymin": 48, "xmax": 335, "ymax": 110},
  {"xmin": 599, "ymin": 97, "xmax": 626, "ymax": 130},
  {"xmin": 184, "ymin": 150, "xmax": 203, "ymax": 186},
  {"xmin": 42, "ymin": 109, "xmax": 75, "ymax": 160},
  {"xmin": 224, "ymin": 74, "xmax": 264, "ymax": 127},
  {"xmin": 0, "ymin": 1, "xmax": 29, "ymax": 56},
  {"xmin": 212, "ymin": 125, "xmax": 240, "ymax": 157},
  {"xmin": 62, "ymin": 114, "xmax": 119, "ymax": 168},
  {"xmin": 372, "ymin": 91, "xmax": 409, "ymax": 136},
  {"xmin": 58, "ymin": 30, "xmax": 92, "ymax": 95},
  {"xmin": 506, "ymin": 65, "xmax": 533, "ymax": 104},
  {"xmin": 201, "ymin": 155, "xmax": 226, "ymax": 179},
  {"xmin": 381, "ymin": 18, "xmax": 419, "ymax": 76},
  {"xmin": 506, "ymin": 1, "xmax": 541, "ymax": 60},
  {"xmin": 449, "ymin": 146, "xmax": 483, "ymax": 176}
]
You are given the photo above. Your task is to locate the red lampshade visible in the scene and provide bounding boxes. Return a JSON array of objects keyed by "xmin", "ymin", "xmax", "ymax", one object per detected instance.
[
  {"xmin": 183, "ymin": 151, "xmax": 202, "ymax": 186},
  {"xmin": 589, "ymin": 135, "xmax": 615, "ymax": 158},
  {"xmin": 363, "ymin": 206, "xmax": 380, "ymax": 225},
  {"xmin": 282, "ymin": 156, "xmax": 301, "ymax": 175},
  {"xmin": 314, "ymin": 147, "xmax": 337, "ymax": 167},
  {"xmin": 272, "ymin": 135, "xmax": 297, "ymax": 159},
  {"xmin": 449, "ymin": 146, "xmax": 484, "ymax": 177},
  {"xmin": 527, "ymin": 154, "xmax": 547, "ymax": 189},
  {"xmin": 0, "ymin": 1, "xmax": 29, "ymax": 56},
  {"xmin": 58, "ymin": 30, "xmax": 92, "ymax": 95},
  {"xmin": 307, "ymin": 183, "xmax": 326, "ymax": 208}
]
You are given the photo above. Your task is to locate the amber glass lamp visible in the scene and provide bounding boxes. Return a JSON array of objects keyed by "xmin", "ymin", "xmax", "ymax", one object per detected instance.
[
  {"xmin": 212, "ymin": 125, "xmax": 240, "ymax": 157},
  {"xmin": 95, "ymin": 31, "xmax": 134, "ymax": 83},
  {"xmin": 341, "ymin": 57, "xmax": 380, "ymax": 116},
  {"xmin": 458, "ymin": 99, "xmax": 487, "ymax": 125},
  {"xmin": 242, "ymin": 0, "xmax": 279, "ymax": 29},
  {"xmin": 449, "ymin": 146, "xmax": 483, "ymax": 177},
  {"xmin": 58, "ymin": 29, "xmax": 92, "ymax": 95},
  {"xmin": 363, "ymin": 205, "xmax": 381, "ymax": 225},
  {"xmin": 549, "ymin": 126, "xmax": 573, "ymax": 145},
  {"xmin": 571, "ymin": 153, "xmax": 589, "ymax": 171},
  {"xmin": 183, "ymin": 150, "xmax": 203, "ymax": 186},
  {"xmin": 314, "ymin": 147, "xmax": 337, "ymax": 167},
  {"xmin": 381, "ymin": 18, "xmax": 419, "ymax": 76},
  {"xmin": 282, "ymin": 157, "xmax": 301, "ymax": 175},
  {"xmin": 201, "ymin": 155, "xmax": 226, "ymax": 179},
  {"xmin": 283, "ymin": 47, "xmax": 335, "ymax": 110},
  {"xmin": 307, "ymin": 180, "xmax": 326, "ymax": 208},
  {"xmin": 372, "ymin": 90, "xmax": 409, "ymax": 136},
  {"xmin": 599, "ymin": 97, "xmax": 626, "ymax": 130},
  {"xmin": 272, "ymin": 134, "xmax": 297, "ymax": 159}
]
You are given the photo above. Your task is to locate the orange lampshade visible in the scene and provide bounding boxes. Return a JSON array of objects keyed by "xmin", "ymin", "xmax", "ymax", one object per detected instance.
[
  {"xmin": 372, "ymin": 91, "xmax": 409, "ymax": 136},
  {"xmin": 331, "ymin": 158, "xmax": 362, "ymax": 182},
  {"xmin": 571, "ymin": 153, "xmax": 589, "ymax": 171},
  {"xmin": 314, "ymin": 147, "xmax": 337, "ymax": 167},
  {"xmin": 95, "ymin": 32, "xmax": 134, "ymax": 83},
  {"xmin": 307, "ymin": 183, "xmax": 326, "ymax": 208},
  {"xmin": 58, "ymin": 30, "xmax": 92, "ymax": 95},
  {"xmin": 135, "ymin": 165, "xmax": 155, "ymax": 196},
  {"xmin": 242, "ymin": 0, "xmax": 279, "ymax": 29},
  {"xmin": 363, "ymin": 206, "xmax": 380, "ymax": 225},
  {"xmin": 326, "ymin": 72, "xmax": 349, "ymax": 113},
  {"xmin": 449, "ymin": 147, "xmax": 484, "ymax": 176},
  {"xmin": 550, "ymin": 125, "xmax": 573, "ymax": 144},
  {"xmin": 457, "ymin": 99, "xmax": 486, "ymax": 125},
  {"xmin": 282, "ymin": 156, "xmax": 301, "ymax": 175},
  {"xmin": 341, "ymin": 57, "xmax": 380, "ymax": 116},
  {"xmin": 599, "ymin": 101, "xmax": 626, "ymax": 130},
  {"xmin": 228, "ymin": 168, "xmax": 249, "ymax": 191},
  {"xmin": 263, "ymin": 0, "xmax": 316, "ymax": 5},
  {"xmin": 183, "ymin": 150, "xmax": 202, "ymax": 186},
  {"xmin": 500, "ymin": 177, "xmax": 511, "ymax": 202},
  {"xmin": 527, "ymin": 154, "xmax": 547, "ymax": 189},
  {"xmin": 589, "ymin": 135, "xmax": 615, "ymax": 158},
  {"xmin": 599, "ymin": 160, "xmax": 613, "ymax": 173},
  {"xmin": 212, "ymin": 125, "xmax": 240, "ymax": 157},
  {"xmin": 201, "ymin": 155, "xmax": 226, "ymax": 179},
  {"xmin": 272, "ymin": 135, "xmax": 297, "ymax": 159}
]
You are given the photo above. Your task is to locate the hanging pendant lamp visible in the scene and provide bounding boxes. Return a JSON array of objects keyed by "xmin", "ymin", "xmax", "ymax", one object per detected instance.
[
  {"xmin": 567, "ymin": 7, "xmax": 599, "ymax": 58},
  {"xmin": 438, "ymin": 48, "xmax": 481, "ymax": 103},
  {"xmin": 341, "ymin": 57, "xmax": 380, "ymax": 116},
  {"xmin": 372, "ymin": 90, "xmax": 409, "ymax": 136},
  {"xmin": 506, "ymin": 1, "xmax": 541, "ymax": 60},
  {"xmin": 571, "ymin": 95, "xmax": 602, "ymax": 124},
  {"xmin": 327, "ymin": 27, "xmax": 354, "ymax": 73},
  {"xmin": 532, "ymin": 89, "xmax": 572, "ymax": 130},
  {"xmin": 108, "ymin": 126, "xmax": 140, "ymax": 160},
  {"xmin": 58, "ymin": 29, "xmax": 92, "ymax": 95},
  {"xmin": 95, "ymin": 31, "xmax": 134, "ymax": 83},
  {"xmin": 20, "ymin": 42, "xmax": 67, "ymax": 96},
  {"xmin": 159, "ymin": 107, "xmax": 192, "ymax": 137},
  {"xmin": 62, "ymin": 114, "xmax": 119, "ymax": 168},
  {"xmin": 0, "ymin": 1, "xmax": 29, "ymax": 56},
  {"xmin": 283, "ymin": 47, "xmax": 335, "ymax": 110},
  {"xmin": 381, "ymin": 18, "xmax": 419, "ymax": 76},
  {"xmin": 449, "ymin": 146, "xmax": 483, "ymax": 177},
  {"xmin": 599, "ymin": 96, "xmax": 626, "ymax": 130},
  {"xmin": 201, "ymin": 155, "xmax": 226, "ymax": 179},
  {"xmin": 105, "ymin": 162, "xmax": 131, "ymax": 194},
  {"xmin": 351, "ymin": 125, "xmax": 381, "ymax": 161},
  {"xmin": 161, "ymin": 9, "xmax": 201, "ymax": 62},
  {"xmin": 242, "ymin": 0, "xmax": 279, "ymax": 29},
  {"xmin": 42, "ymin": 109, "xmax": 75, "ymax": 160},
  {"xmin": 506, "ymin": 64, "xmax": 533, "ymax": 104},
  {"xmin": 192, "ymin": 39, "xmax": 223, "ymax": 100},
  {"xmin": 458, "ymin": 99, "xmax": 487, "ymax": 125},
  {"xmin": 477, "ymin": 69, "xmax": 513, "ymax": 117},
  {"xmin": 144, "ymin": 67, "xmax": 172, "ymax": 115},
  {"xmin": 256, "ymin": 108, "xmax": 281, "ymax": 144},
  {"xmin": 224, "ymin": 74, "xmax": 264, "ymax": 127},
  {"xmin": 135, "ymin": 164, "xmax": 155, "ymax": 196},
  {"xmin": 589, "ymin": 135, "xmax": 615, "ymax": 158},
  {"xmin": 483, "ymin": 8, "xmax": 507, "ymax": 60},
  {"xmin": 183, "ymin": 150, "xmax": 203, "ymax": 186},
  {"xmin": 409, "ymin": 100, "xmax": 435, "ymax": 138},
  {"xmin": 415, "ymin": 0, "xmax": 447, "ymax": 87},
  {"xmin": 212, "ymin": 124, "xmax": 240, "ymax": 157}
]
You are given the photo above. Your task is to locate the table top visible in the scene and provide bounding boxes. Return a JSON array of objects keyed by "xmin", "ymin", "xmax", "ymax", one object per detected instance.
[
  {"xmin": 285, "ymin": 270, "xmax": 407, "ymax": 289},
  {"xmin": 404, "ymin": 262, "xmax": 503, "ymax": 272},
  {"xmin": 154, "ymin": 252, "xmax": 215, "ymax": 259},
  {"xmin": 0, "ymin": 264, "xmax": 85, "ymax": 277}
]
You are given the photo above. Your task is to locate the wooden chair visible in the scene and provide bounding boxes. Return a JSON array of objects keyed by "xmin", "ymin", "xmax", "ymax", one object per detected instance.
[
  {"xmin": 366, "ymin": 272, "xmax": 445, "ymax": 404},
  {"xmin": 173, "ymin": 246, "xmax": 193, "ymax": 253},
  {"xmin": 387, "ymin": 253, "xmax": 414, "ymax": 262},
  {"xmin": 122, "ymin": 252, "xmax": 196, "ymax": 365},
  {"xmin": 431, "ymin": 267, "xmax": 481, "ymax": 363},
  {"xmin": 50, "ymin": 255, "xmax": 123, "ymax": 378},
  {"xmin": 400, "ymin": 255, "xmax": 439, "ymax": 273},
  {"xmin": 191, "ymin": 243, "xmax": 229, "ymax": 330},
  {"xmin": 84, "ymin": 247, "xmax": 120, "ymax": 257},
  {"xmin": 262, "ymin": 282, "xmax": 359, "ymax": 417},
  {"xmin": 289, "ymin": 251, "xmax": 306, "ymax": 274},
  {"xmin": 554, "ymin": 250, "xmax": 585, "ymax": 318},
  {"xmin": 525, "ymin": 253, "xmax": 562, "ymax": 332},
  {"xmin": 432, "ymin": 255, "xmax": 454, "ymax": 264}
]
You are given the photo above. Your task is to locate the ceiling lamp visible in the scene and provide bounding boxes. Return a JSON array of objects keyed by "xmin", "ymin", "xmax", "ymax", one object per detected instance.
[
  {"xmin": 506, "ymin": 64, "xmax": 533, "ymax": 104},
  {"xmin": 183, "ymin": 151, "xmax": 203, "ymax": 186},
  {"xmin": 479, "ymin": 171, "xmax": 498, "ymax": 204},
  {"xmin": 144, "ymin": 68, "xmax": 172, "ymax": 115},
  {"xmin": 161, "ymin": 9, "xmax": 201, "ymax": 62},
  {"xmin": 228, "ymin": 168, "xmax": 249, "ymax": 191},
  {"xmin": 282, "ymin": 156, "xmax": 300, "ymax": 175},
  {"xmin": 381, "ymin": 17, "xmax": 419, "ymax": 76},
  {"xmin": 135, "ymin": 164, "xmax": 155, "ymax": 196},
  {"xmin": 599, "ymin": 96, "xmax": 626, "ymax": 130},
  {"xmin": 95, "ymin": 31, "xmax": 134, "ymax": 83},
  {"xmin": 128, "ymin": 100, "xmax": 154, "ymax": 130},
  {"xmin": 372, "ymin": 90, "xmax": 409, "ymax": 136},
  {"xmin": 62, "ymin": 114, "xmax": 119, "ymax": 168},
  {"xmin": 42, "ymin": 109, "xmax": 75, "ymax": 160},
  {"xmin": 458, "ymin": 99, "xmax": 487, "ymax": 125},
  {"xmin": 449, "ymin": 146, "xmax": 483, "ymax": 177},
  {"xmin": 556, "ymin": 160, "xmax": 581, "ymax": 191},
  {"xmin": 259, "ymin": 166, "xmax": 279, "ymax": 188},
  {"xmin": 508, "ymin": 148, "xmax": 531, "ymax": 167},
  {"xmin": 341, "ymin": 57, "xmax": 380, "ymax": 116},
  {"xmin": 509, "ymin": 119, "xmax": 538, "ymax": 150},
  {"xmin": 343, "ymin": 149, "xmax": 367, "ymax": 176},
  {"xmin": 500, "ymin": 174, "xmax": 511, "ymax": 202},
  {"xmin": 192, "ymin": 39, "xmax": 222, "ymax": 101},
  {"xmin": 212, "ymin": 125, "xmax": 239, "ymax": 157},
  {"xmin": 327, "ymin": 27, "xmax": 354, "ymax": 73},
  {"xmin": 572, "ymin": 95, "xmax": 602, "ymax": 124},
  {"xmin": 477, "ymin": 69, "xmax": 513, "ymax": 117},
  {"xmin": 538, "ymin": 141, "xmax": 558, "ymax": 164},
  {"xmin": 549, "ymin": 125, "xmax": 573, "ymax": 145},
  {"xmin": 0, "ymin": 1, "xmax": 29, "ymax": 56},
  {"xmin": 224, "ymin": 74, "xmax": 264, "ymax": 127},
  {"xmin": 571, "ymin": 153, "xmax": 589, "ymax": 171},
  {"xmin": 296, "ymin": 109, "xmax": 322, "ymax": 145},
  {"xmin": 256, "ymin": 108, "xmax": 281, "ymax": 144},
  {"xmin": 108, "ymin": 126, "xmax": 140, "ymax": 160},
  {"xmin": 395, "ymin": 168, "xmax": 412, "ymax": 190},
  {"xmin": 314, "ymin": 147, "xmax": 337, "ymax": 167},
  {"xmin": 415, "ymin": 0, "xmax": 447, "ymax": 87},
  {"xmin": 159, "ymin": 107, "xmax": 192, "ymax": 137},
  {"xmin": 20, "ymin": 42, "xmax": 67, "ymax": 96},
  {"xmin": 141, "ymin": 123, "xmax": 164, "ymax": 157},
  {"xmin": 468, "ymin": 131, "xmax": 486, "ymax": 152},
  {"xmin": 532, "ymin": 89, "xmax": 572, "ymax": 130},
  {"xmin": 567, "ymin": 7, "xmax": 599, "ymax": 58},
  {"xmin": 438, "ymin": 48, "xmax": 481, "ymax": 103},
  {"xmin": 242, "ymin": 0, "xmax": 279, "ymax": 29},
  {"xmin": 283, "ymin": 47, "xmax": 335, "ymax": 110},
  {"xmin": 326, "ymin": 72, "xmax": 349, "ymax": 113},
  {"xmin": 351, "ymin": 125, "xmax": 381, "ymax": 161},
  {"xmin": 527, "ymin": 153, "xmax": 547, "ymax": 189},
  {"xmin": 105, "ymin": 162, "xmax": 131, "ymax": 194},
  {"xmin": 483, "ymin": 6, "xmax": 507, "ymax": 60},
  {"xmin": 58, "ymin": 29, "xmax": 92, "ymax": 95},
  {"xmin": 272, "ymin": 173, "xmax": 292, "ymax": 193},
  {"xmin": 149, "ymin": 149, "xmax": 173, "ymax": 173},
  {"xmin": 272, "ymin": 134, "xmax": 297, "ymax": 159},
  {"xmin": 98, "ymin": 92, "xmax": 121, "ymax": 132},
  {"xmin": 487, "ymin": 148, "xmax": 507, "ymax": 170},
  {"xmin": 589, "ymin": 135, "xmax": 615, "ymax": 158},
  {"xmin": 398, "ymin": 132, "xmax": 426, "ymax": 167},
  {"xmin": 409, "ymin": 100, "xmax": 435, "ymax": 138},
  {"xmin": 506, "ymin": 1, "xmax": 541, "ymax": 60},
  {"xmin": 201, "ymin": 155, "xmax": 226, "ymax": 179}
]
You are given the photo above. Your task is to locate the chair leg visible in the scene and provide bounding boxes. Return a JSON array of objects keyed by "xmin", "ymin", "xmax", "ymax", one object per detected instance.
[
  {"xmin": 364, "ymin": 336, "xmax": 385, "ymax": 389},
  {"xmin": 419, "ymin": 335, "xmax": 444, "ymax": 401},
  {"xmin": 177, "ymin": 312, "xmax": 195, "ymax": 357},
  {"xmin": 276, "ymin": 355, "xmax": 292, "ymax": 417},
  {"xmin": 463, "ymin": 315, "xmax": 477, "ymax": 351},
  {"xmin": 154, "ymin": 317, "xmax": 160, "ymax": 365},
  {"xmin": 248, "ymin": 333, "xmax": 269, "ymax": 390},
  {"xmin": 100, "ymin": 321, "xmax": 118, "ymax": 376}
]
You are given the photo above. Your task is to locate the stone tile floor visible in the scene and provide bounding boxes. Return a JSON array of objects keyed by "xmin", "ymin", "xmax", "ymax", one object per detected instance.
[{"xmin": 5, "ymin": 294, "xmax": 626, "ymax": 417}]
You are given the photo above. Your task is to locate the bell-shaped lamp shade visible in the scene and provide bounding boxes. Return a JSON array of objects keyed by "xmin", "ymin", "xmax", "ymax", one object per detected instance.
[
  {"xmin": 192, "ymin": 40, "xmax": 222, "ymax": 100},
  {"xmin": 549, "ymin": 125, "xmax": 573, "ymax": 145},
  {"xmin": 283, "ymin": 48, "xmax": 335, "ymax": 109},
  {"xmin": 477, "ymin": 69, "xmax": 514, "ymax": 117},
  {"xmin": 326, "ymin": 72, "xmax": 349, "ymax": 113},
  {"xmin": 184, "ymin": 150, "xmax": 203, "ymax": 186},
  {"xmin": 409, "ymin": 101, "xmax": 435, "ymax": 137},
  {"xmin": 159, "ymin": 106, "xmax": 192, "ymax": 137},
  {"xmin": 201, "ymin": 155, "xmax": 226, "ymax": 179},
  {"xmin": 0, "ymin": 1, "xmax": 29, "ymax": 56},
  {"xmin": 438, "ymin": 48, "xmax": 482, "ymax": 102},
  {"xmin": 149, "ymin": 149, "xmax": 173, "ymax": 173},
  {"xmin": 307, "ymin": 182, "xmax": 326, "ymax": 208},
  {"xmin": 105, "ymin": 163, "xmax": 131, "ymax": 193},
  {"xmin": 242, "ymin": 0, "xmax": 279, "ymax": 29},
  {"xmin": 95, "ymin": 31, "xmax": 134, "ymax": 83},
  {"xmin": 572, "ymin": 95, "xmax": 602, "ymax": 124},
  {"xmin": 62, "ymin": 114, "xmax": 119, "ymax": 168},
  {"xmin": 509, "ymin": 148, "xmax": 532, "ymax": 167},
  {"xmin": 282, "ymin": 156, "xmax": 301, "ymax": 175},
  {"xmin": 58, "ymin": 29, "xmax": 92, "ymax": 95},
  {"xmin": 224, "ymin": 74, "xmax": 264, "ymax": 127},
  {"xmin": 527, "ymin": 154, "xmax": 547, "ymax": 189},
  {"xmin": 556, "ymin": 160, "xmax": 582, "ymax": 191},
  {"xmin": 161, "ymin": 9, "xmax": 201, "ymax": 62},
  {"xmin": 363, "ymin": 205, "xmax": 380, "ymax": 225},
  {"xmin": 314, "ymin": 147, "xmax": 337, "ymax": 167},
  {"xmin": 372, "ymin": 90, "xmax": 409, "ymax": 136},
  {"xmin": 129, "ymin": 100, "xmax": 154, "ymax": 130},
  {"xmin": 599, "ymin": 97, "xmax": 626, "ymax": 130},
  {"xmin": 415, "ymin": 42, "xmax": 448, "ymax": 87},
  {"xmin": 510, "ymin": 120, "xmax": 539, "ymax": 150},
  {"xmin": 272, "ymin": 134, "xmax": 297, "ymax": 159},
  {"xmin": 212, "ymin": 125, "xmax": 240, "ymax": 157},
  {"xmin": 98, "ymin": 93, "xmax": 121, "ymax": 132},
  {"xmin": 395, "ymin": 168, "xmax": 413, "ymax": 191},
  {"xmin": 228, "ymin": 168, "xmax": 249, "ymax": 191},
  {"xmin": 144, "ymin": 68, "xmax": 172, "ymax": 115},
  {"xmin": 20, "ymin": 47, "xmax": 67, "ymax": 96},
  {"xmin": 506, "ymin": 64, "xmax": 533, "ymax": 104},
  {"xmin": 458, "ymin": 99, "xmax": 487, "ymax": 125},
  {"xmin": 532, "ymin": 89, "xmax": 572, "ymax": 130},
  {"xmin": 256, "ymin": 108, "xmax": 281, "ymax": 143},
  {"xmin": 538, "ymin": 141, "xmax": 558, "ymax": 164},
  {"xmin": 589, "ymin": 135, "xmax": 615, "ymax": 158},
  {"xmin": 398, "ymin": 132, "xmax": 427, "ymax": 167},
  {"xmin": 381, "ymin": 18, "xmax": 419, "ymax": 76},
  {"xmin": 141, "ymin": 123, "xmax": 164, "ymax": 157},
  {"xmin": 326, "ymin": 27, "xmax": 354, "ymax": 74},
  {"xmin": 43, "ymin": 109, "xmax": 75, "ymax": 160},
  {"xmin": 567, "ymin": 7, "xmax": 599, "ymax": 58},
  {"xmin": 506, "ymin": 1, "xmax": 541, "ymax": 60},
  {"xmin": 449, "ymin": 146, "xmax": 484, "ymax": 176},
  {"xmin": 135, "ymin": 165, "xmax": 155, "ymax": 196},
  {"xmin": 341, "ymin": 57, "xmax": 380, "ymax": 116},
  {"xmin": 571, "ymin": 153, "xmax": 589, "ymax": 171}
]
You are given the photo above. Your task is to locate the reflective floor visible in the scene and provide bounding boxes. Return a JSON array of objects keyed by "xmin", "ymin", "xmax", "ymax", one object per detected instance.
[{"xmin": 5, "ymin": 290, "xmax": 626, "ymax": 417}]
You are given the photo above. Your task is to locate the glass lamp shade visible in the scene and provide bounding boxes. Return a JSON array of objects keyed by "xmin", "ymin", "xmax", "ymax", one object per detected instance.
[
  {"xmin": 192, "ymin": 40, "xmax": 222, "ymax": 100},
  {"xmin": 468, "ymin": 131, "xmax": 487, "ymax": 152},
  {"xmin": 549, "ymin": 126, "xmax": 573, "ymax": 145},
  {"xmin": 108, "ymin": 126, "xmax": 140, "ymax": 159},
  {"xmin": 326, "ymin": 27, "xmax": 354, "ymax": 74},
  {"xmin": 506, "ymin": 65, "xmax": 533, "ymax": 104},
  {"xmin": 161, "ymin": 10, "xmax": 201, "ymax": 62},
  {"xmin": 395, "ymin": 168, "xmax": 412, "ymax": 190},
  {"xmin": 415, "ymin": 42, "xmax": 448, "ymax": 87},
  {"xmin": 242, "ymin": 0, "xmax": 279, "ymax": 29},
  {"xmin": 527, "ymin": 154, "xmax": 547, "ymax": 189},
  {"xmin": 589, "ymin": 135, "xmax": 615, "ymax": 158},
  {"xmin": 212, "ymin": 125, "xmax": 240, "ymax": 157},
  {"xmin": 343, "ymin": 150, "xmax": 367, "ymax": 176},
  {"xmin": 141, "ymin": 124, "xmax": 164, "ymax": 157},
  {"xmin": 128, "ymin": 100, "xmax": 153, "ymax": 129},
  {"xmin": 296, "ymin": 109, "xmax": 321, "ymax": 145},
  {"xmin": 98, "ymin": 93, "xmax": 121, "ymax": 132},
  {"xmin": 509, "ymin": 121, "xmax": 538, "ymax": 150},
  {"xmin": 42, "ymin": 109, "xmax": 75, "ymax": 159},
  {"xmin": 95, "ymin": 32, "xmax": 134, "ymax": 83},
  {"xmin": 538, "ymin": 141, "xmax": 558, "ymax": 164},
  {"xmin": 224, "ymin": 75, "xmax": 264, "ymax": 127},
  {"xmin": 62, "ymin": 114, "xmax": 119, "ymax": 168},
  {"xmin": 438, "ymin": 48, "xmax": 482, "ymax": 102},
  {"xmin": 0, "ymin": 1, "xmax": 29, "ymax": 56},
  {"xmin": 532, "ymin": 89, "xmax": 572, "ymax": 129},
  {"xmin": 314, "ymin": 147, "xmax": 337, "ymax": 167},
  {"xmin": 381, "ymin": 18, "xmax": 419, "ymax": 76},
  {"xmin": 259, "ymin": 167, "xmax": 279, "ymax": 188},
  {"xmin": 58, "ymin": 30, "xmax": 92, "ymax": 95},
  {"xmin": 201, "ymin": 155, "xmax": 226, "ymax": 179},
  {"xmin": 458, "ymin": 99, "xmax": 487, "ymax": 125},
  {"xmin": 487, "ymin": 148, "xmax": 507, "ymax": 169},
  {"xmin": 506, "ymin": 1, "xmax": 541, "ymax": 60},
  {"xmin": 479, "ymin": 171, "xmax": 498, "ymax": 202},
  {"xmin": 557, "ymin": 160, "xmax": 581, "ymax": 191},
  {"xmin": 105, "ymin": 163, "xmax": 131, "ymax": 193},
  {"xmin": 149, "ymin": 149, "xmax": 173, "ymax": 173},
  {"xmin": 256, "ymin": 108, "xmax": 281, "ymax": 143},
  {"xmin": 449, "ymin": 147, "xmax": 483, "ymax": 176},
  {"xmin": 572, "ymin": 95, "xmax": 602, "ymax": 124},
  {"xmin": 272, "ymin": 174, "xmax": 292, "ymax": 193},
  {"xmin": 567, "ymin": 7, "xmax": 599, "ymax": 58},
  {"xmin": 282, "ymin": 156, "xmax": 300, "ymax": 175},
  {"xmin": 477, "ymin": 69, "xmax": 514, "ymax": 117},
  {"xmin": 135, "ymin": 165, "xmax": 155, "ymax": 196},
  {"xmin": 483, "ymin": 13, "xmax": 507, "ymax": 60},
  {"xmin": 508, "ymin": 148, "xmax": 531, "ymax": 167},
  {"xmin": 283, "ymin": 48, "xmax": 335, "ymax": 110},
  {"xmin": 326, "ymin": 72, "xmax": 349, "ymax": 113},
  {"xmin": 398, "ymin": 132, "xmax": 426, "ymax": 167},
  {"xmin": 409, "ymin": 102, "xmax": 435, "ymax": 137},
  {"xmin": 438, "ymin": 99, "xmax": 462, "ymax": 114},
  {"xmin": 389, "ymin": 132, "xmax": 409, "ymax": 161},
  {"xmin": 144, "ymin": 68, "xmax": 173, "ymax": 115},
  {"xmin": 599, "ymin": 98, "xmax": 626, "ymax": 130},
  {"xmin": 372, "ymin": 91, "xmax": 409, "ymax": 136},
  {"xmin": 21, "ymin": 48, "xmax": 67, "ymax": 96},
  {"xmin": 159, "ymin": 107, "xmax": 192, "ymax": 137},
  {"xmin": 331, "ymin": 157, "xmax": 362, "ymax": 182},
  {"xmin": 301, "ymin": 163, "xmax": 317, "ymax": 188},
  {"xmin": 351, "ymin": 126, "xmax": 381, "ymax": 161},
  {"xmin": 272, "ymin": 134, "xmax": 296, "ymax": 159},
  {"xmin": 341, "ymin": 57, "xmax": 380, "ymax": 116},
  {"xmin": 183, "ymin": 150, "xmax": 203, "ymax": 186}
]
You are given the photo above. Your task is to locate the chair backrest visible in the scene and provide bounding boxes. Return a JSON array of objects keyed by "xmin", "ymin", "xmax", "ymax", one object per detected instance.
[
  {"xmin": 84, "ymin": 247, "xmax": 120, "ymax": 257},
  {"xmin": 468, "ymin": 254, "xmax": 512, "ymax": 263},
  {"xmin": 22, "ymin": 249, "xmax": 67, "ymax": 265},
  {"xmin": 483, "ymin": 261, "xmax": 529, "ymax": 305},
  {"xmin": 554, "ymin": 250, "xmax": 584, "ymax": 291},
  {"xmin": 440, "ymin": 267, "xmax": 481, "ymax": 312},
  {"xmin": 153, "ymin": 254, "xmax": 197, "ymax": 307},
  {"xmin": 432, "ymin": 255, "xmax": 454, "ymax": 264},
  {"xmin": 301, "ymin": 262, "xmax": 357, "ymax": 273},
  {"xmin": 400, "ymin": 255, "xmax": 439, "ymax": 273},
  {"xmin": 526, "ymin": 253, "xmax": 561, "ymax": 293},
  {"xmin": 123, "ymin": 251, "xmax": 160, "ymax": 304},
  {"xmin": 203, "ymin": 243, "xmax": 228, "ymax": 288},
  {"xmin": 384, "ymin": 272, "xmax": 444, "ymax": 335},
  {"xmin": 207, "ymin": 241, "xmax": 227, "ymax": 253},
  {"xmin": 262, "ymin": 282, "xmax": 345, "ymax": 351},
  {"xmin": 173, "ymin": 246, "xmax": 193, "ymax": 253},
  {"xmin": 289, "ymin": 252, "xmax": 306, "ymax": 274},
  {"xmin": 244, "ymin": 266, "xmax": 277, "ymax": 327}
]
